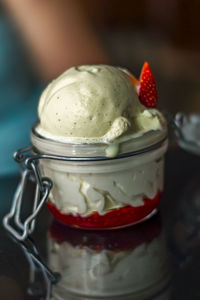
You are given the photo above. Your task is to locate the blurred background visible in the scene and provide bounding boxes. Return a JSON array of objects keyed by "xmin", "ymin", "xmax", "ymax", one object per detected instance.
[
  {"xmin": 1, "ymin": 3, "xmax": 200, "ymax": 299},
  {"xmin": 80, "ymin": 0, "xmax": 200, "ymax": 114},
  {"xmin": 1, "ymin": 0, "xmax": 200, "ymax": 176}
]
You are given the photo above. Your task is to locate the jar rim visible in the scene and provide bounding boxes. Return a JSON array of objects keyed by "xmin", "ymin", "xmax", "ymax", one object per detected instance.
[{"xmin": 31, "ymin": 122, "xmax": 168, "ymax": 159}]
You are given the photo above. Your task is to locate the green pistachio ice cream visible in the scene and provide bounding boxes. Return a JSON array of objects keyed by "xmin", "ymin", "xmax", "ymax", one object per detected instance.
[{"xmin": 37, "ymin": 65, "xmax": 163, "ymax": 143}]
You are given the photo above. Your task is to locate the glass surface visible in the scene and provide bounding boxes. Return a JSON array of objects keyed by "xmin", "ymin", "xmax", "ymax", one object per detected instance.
[
  {"xmin": 48, "ymin": 214, "xmax": 171, "ymax": 299},
  {"xmin": 31, "ymin": 123, "xmax": 168, "ymax": 229},
  {"xmin": 1, "ymin": 146, "xmax": 200, "ymax": 299},
  {"xmin": 31, "ymin": 122, "xmax": 167, "ymax": 158},
  {"xmin": 39, "ymin": 140, "xmax": 167, "ymax": 229}
]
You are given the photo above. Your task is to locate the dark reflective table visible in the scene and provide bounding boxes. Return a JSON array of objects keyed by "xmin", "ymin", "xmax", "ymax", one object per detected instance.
[{"xmin": 1, "ymin": 145, "xmax": 200, "ymax": 300}]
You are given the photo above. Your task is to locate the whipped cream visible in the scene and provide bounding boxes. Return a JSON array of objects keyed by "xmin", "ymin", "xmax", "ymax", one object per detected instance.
[{"xmin": 39, "ymin": 141, "xmax": 166, "ymax": 216}]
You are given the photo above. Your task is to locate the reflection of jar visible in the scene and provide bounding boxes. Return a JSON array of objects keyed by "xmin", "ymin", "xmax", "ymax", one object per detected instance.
[
  {"xmin": 31, "ymin": 123, "xmax": 168, "ymax": 229},
  {"xmin": 48, "ymin": 215, "xmax": 171, "ymax": 299}
]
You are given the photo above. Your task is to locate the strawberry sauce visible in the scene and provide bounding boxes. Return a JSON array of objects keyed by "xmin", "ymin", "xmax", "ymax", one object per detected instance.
[{"xmin": 46, "ymin": 192, "xmax": 161, "ymax": 229}]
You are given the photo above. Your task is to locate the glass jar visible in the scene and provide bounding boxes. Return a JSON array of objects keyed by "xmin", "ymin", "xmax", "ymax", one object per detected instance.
[{"xmin": 31, "ymin": 123, "xmax": 168, "ymax": 230}]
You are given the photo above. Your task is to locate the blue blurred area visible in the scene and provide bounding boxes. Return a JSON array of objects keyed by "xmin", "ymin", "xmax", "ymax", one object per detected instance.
[
  {"xmin": 0, "ymin": 15, "xmax": 43, "ymax": 176},
  {"xmin": 0, "ymin": 175, "xmax": 18, "ymax": 218}
]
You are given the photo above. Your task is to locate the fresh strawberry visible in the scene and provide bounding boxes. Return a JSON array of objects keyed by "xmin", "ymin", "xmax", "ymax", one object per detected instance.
[{"xmin": 138, "ymin": 62, "xmax": 158, "ymax": 108}]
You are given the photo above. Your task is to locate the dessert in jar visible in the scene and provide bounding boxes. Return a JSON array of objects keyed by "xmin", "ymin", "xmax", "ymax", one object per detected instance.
[
  {"xmin": 48, "ymin": 215, "xmax": 171, "ymax": 299},
  {"xmin": 31, "ymin": 63, "xmax": 168, "ymax": 229}
]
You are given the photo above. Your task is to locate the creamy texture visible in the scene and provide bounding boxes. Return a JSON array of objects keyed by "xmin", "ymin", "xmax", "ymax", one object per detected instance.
[
  {"xmin": 40, "ymin": 143, "xmax": 166, "ymax": 216},
  {"xmin": 48, "ymin": 234, "xmax": 170, "ymax": 298},
  {"xmin": 37, "ymin": 65, "xmax": 163, "ymax": 143}
]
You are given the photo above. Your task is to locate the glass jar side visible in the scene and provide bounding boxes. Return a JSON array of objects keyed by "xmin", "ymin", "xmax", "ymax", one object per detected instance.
[{"xmin": 35, "ymin": 139, "xmax": 168, "ymax": 229}]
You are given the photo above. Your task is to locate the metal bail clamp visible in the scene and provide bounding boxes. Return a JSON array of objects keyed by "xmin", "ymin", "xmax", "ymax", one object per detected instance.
[{"xmin": 3, "ymin": 146, "xmax": 53, "ymax": 241}]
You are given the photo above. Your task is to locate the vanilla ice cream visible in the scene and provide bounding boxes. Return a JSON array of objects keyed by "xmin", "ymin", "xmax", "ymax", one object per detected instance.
[
  {"xmin": 36, "ymin": 65, "xmax": 164, "ymax": 144},
  {"xmin": 31, "ymin": 63, "xmax": 168, "ymax": 229}
]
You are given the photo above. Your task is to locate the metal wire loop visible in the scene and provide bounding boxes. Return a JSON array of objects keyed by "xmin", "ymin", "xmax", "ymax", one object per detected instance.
[
  {"xmin": 3, "ymin": 146, "xmax": 53, "ymax": 241},
  {"xmin": 14, "ymin": 145, "xmax": 33, "ymax": 163}
]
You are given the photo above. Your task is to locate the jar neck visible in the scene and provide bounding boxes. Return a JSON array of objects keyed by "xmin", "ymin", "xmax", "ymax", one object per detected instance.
[{"xmin": 31, "ymin": 122, "xmax": 168, "ymax": 159}]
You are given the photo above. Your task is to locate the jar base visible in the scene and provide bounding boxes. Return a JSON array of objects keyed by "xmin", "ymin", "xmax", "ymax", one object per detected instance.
[{"xmin": 46, "ymin": 192, "xmax": 161, "ymax": 230}]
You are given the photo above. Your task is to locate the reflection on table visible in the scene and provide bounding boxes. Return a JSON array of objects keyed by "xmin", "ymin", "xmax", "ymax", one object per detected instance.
[{"xmin": 48, "ymin": 214, "xmax": 171, "ymax": 300}]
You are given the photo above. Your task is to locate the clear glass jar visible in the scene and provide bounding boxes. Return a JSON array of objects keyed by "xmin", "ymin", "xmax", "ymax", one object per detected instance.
[{"xmin": 31, "ymin": 123, "xmax": 168, "ymax": 229}]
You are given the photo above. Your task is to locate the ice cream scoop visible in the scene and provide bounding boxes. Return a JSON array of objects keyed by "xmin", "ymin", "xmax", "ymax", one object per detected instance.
[{"xmin": 36, "ymin": 64, "xmax": 163, "ymax": 144}]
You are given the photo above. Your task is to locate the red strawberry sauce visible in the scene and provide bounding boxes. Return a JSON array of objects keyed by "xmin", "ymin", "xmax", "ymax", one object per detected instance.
[{"xmin": 46, "ymin": 192, "xmax": 161, "ymax": 229}]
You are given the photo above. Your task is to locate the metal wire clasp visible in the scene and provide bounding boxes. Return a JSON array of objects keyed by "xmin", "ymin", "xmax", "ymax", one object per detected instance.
[{"xmin": 3, "ymin": 146, "xmax": 53, "ymax": 241}]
